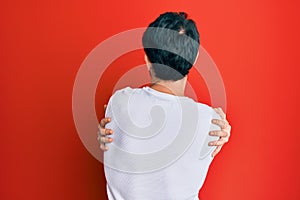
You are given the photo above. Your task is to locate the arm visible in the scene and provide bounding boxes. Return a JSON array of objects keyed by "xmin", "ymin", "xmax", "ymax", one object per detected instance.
[{"xmin": 98, "ymin": 106, "xmax": 231, "ymax": 157}]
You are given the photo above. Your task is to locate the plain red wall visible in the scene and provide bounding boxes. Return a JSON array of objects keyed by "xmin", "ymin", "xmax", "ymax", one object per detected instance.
[{"xmin": 1, "ymin": 0, "xmax": 299, "ymax": 199}]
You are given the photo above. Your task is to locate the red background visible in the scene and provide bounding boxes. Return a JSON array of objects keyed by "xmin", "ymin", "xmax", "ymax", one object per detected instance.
[{"xmin": 1, "ymin": 0, "xmax": 300, "ymax": 199}]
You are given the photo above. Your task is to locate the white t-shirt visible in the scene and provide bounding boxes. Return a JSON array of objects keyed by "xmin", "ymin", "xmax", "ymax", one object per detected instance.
[{"xmin": 104, "ymin": 87, "xmax": 220, "ymax": 200}]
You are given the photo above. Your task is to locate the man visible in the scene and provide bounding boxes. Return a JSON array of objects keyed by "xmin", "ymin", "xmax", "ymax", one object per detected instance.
[{"xmin": 98, "ymin": 12, "xmax": 231, "ymax": 200}]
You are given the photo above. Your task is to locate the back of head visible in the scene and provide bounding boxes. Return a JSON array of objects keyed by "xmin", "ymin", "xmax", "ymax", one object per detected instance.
[{"xmin": 142, "ymin": 12, "xmax": 200, "ymax": 81}]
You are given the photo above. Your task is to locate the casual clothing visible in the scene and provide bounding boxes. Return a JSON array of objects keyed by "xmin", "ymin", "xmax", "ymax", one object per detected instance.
[{"xmin": 104, "ymin": 87, "xmax": 220, "ymax": 200}]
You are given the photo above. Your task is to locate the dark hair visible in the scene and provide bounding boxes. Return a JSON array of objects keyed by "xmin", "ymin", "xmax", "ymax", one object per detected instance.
[{"xmin": 142, "ymin": 12, "xmax": 200, "ymax": 81}]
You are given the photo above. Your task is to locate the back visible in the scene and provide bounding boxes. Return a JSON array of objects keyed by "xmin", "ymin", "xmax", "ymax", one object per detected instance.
[{"xmin": 104, "ymin": 87, "xmax": 220, "ymax": 200}]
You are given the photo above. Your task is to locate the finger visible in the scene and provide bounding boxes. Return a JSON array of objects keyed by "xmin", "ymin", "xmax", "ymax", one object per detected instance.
[
  {"xmin": 97, "ymin": 133, "xmax": 113, "ymax": 142},
  {"xmin": 208, "ymin": 139, "xmax": 227, "ymax": 147},
  {"xmin": 100, "ymin": 128, "xmax": 113, "ymax": 136},
  {"xmin": 99, "ymin": 117, "xmax": 111, "ymax": 128},
  {"xmin": 104, "ymin": 104, "xmax": 107, "ymax": 112},
  {"xmin": 212, "ymin": 146, "xmax": 222, "ymax": 157},
  {"xmin": 100, "ymin": 143, "xmax": 108, "ymax": 151},
  {"xmin": 213, "ymin": 107, "xmax": 226, "ymax": 120},
  {"xmin": 209, "ymin": 130, "xmax": 228, "ymax": 137},
  {"xmin": 211, "ymin": 119, "xmax": 229, "ymax": 130},
  {"xmin": 100, "ymin": 136, "xmax": 113, "ymax": 143}
]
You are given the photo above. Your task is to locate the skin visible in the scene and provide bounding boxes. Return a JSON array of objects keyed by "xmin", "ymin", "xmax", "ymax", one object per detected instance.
[{"xmin": 97, "ymin": 56, "xmax": 232, "ymax": 157}]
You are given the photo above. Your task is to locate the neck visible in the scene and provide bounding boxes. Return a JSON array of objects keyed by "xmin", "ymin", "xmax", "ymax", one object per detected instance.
[{"xmin": 150, "ymin": 77, "xmax": 187, "ymax": 96}]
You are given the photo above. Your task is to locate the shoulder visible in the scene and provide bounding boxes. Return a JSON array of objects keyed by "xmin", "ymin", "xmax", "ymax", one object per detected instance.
[
  {"xmin": 112, "ymin": 87, "xmax": 135, "ymax": 96},
  {"xmin": 186, "ymin": 100, "xmax": 221, "ymax": 128},
  {"xmin": 110, "ymin": 87, "xmax": 142, "ymax": 101},
  {"xmin": 198, "ymin": 103, "xmax": 220, "ymax": 120},
  {"xmin": 111, "ymin": 87, "xmax": 147, "ymax": 97},
  {"xmin": 185, "ymin": 98, "xmax": 218, "ymax": 118},
  {"xmin": 107, "ymin": 87, "xmax": 147, "ymax": 113}
]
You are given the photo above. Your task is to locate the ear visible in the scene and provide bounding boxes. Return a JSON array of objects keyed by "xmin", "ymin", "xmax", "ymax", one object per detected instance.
[{"xmin": 144, "ymin": 54, "xmax": 151, "ymax": 70}]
